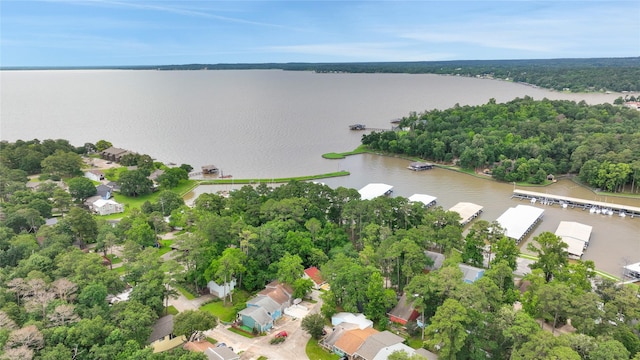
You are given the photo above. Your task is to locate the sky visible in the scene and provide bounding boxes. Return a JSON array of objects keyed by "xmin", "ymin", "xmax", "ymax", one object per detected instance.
[{"xmin": 1, "ymin": 0, "xmax": 639, "ymax": 67}]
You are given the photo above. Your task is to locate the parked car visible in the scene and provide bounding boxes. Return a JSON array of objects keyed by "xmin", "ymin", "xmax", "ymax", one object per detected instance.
[
  {"xmin": 216, "ymin": 343, "xmax": 227, "ymax": 347},
  {"xmin": 275, "ymin": 331, "xmax": 288, "ymax": 338}
]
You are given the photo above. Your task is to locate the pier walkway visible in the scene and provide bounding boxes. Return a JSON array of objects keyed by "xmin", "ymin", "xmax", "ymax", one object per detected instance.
[{"xmin": 512, "ymin": 189, "xmax": 640, "ymax": 218}]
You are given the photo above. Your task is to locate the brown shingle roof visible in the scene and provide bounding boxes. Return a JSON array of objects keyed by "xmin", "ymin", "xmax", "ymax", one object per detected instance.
[
  {"xmin": 334, "ymin": 328, "xmax": 378, "ymax": 355},
  {"xmin": 259, "ymin": 281, "xmax": 292, "ymax": 305}
]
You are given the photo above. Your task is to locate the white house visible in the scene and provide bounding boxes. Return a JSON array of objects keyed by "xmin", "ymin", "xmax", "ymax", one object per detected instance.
[
  {"xmin": 207, "ymin": 279, "xmax": 236, "ymax": 299},
  {"xmin": 92, "ymin": 199, "xmax": 124, "ymax": 216},
  {"xmin": 84, "ymin": 170, "xmax": 105, "ymax": 182}
]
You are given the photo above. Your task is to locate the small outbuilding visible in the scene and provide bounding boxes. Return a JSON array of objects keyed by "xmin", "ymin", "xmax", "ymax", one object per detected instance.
[{"xmin": 202, "ymin": 165, "xmax": 219, "ymax": 174}]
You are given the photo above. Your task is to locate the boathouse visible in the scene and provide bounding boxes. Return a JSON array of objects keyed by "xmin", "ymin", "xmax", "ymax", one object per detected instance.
[
  {"xmin": 554, "ymin": 221, "xmax": 592, "ymax": 259},
  {"xmin": 448, "ymin": 202, "xmax": 483, "ymax": 225},
  {"xmin": 349, "ymin": 124, "xmax": 366, "ymax": 130},
  {"xmin": 495, "ymin": 205, "xmax": 544, "ymax": 244},
  {"xmin": 408, "ymin": 194, "xmax": 437, "ymax": 208},
  {"xmin": 201, "ymin": 165, "xmax": 219, "ymax": 174},
  {"xmin": 407, "ymin": 162, "xmax": 434, "ymax": 171},
  {"xmin": 358, "ymin": 183, "xmax": 393, "ymax": 201},
  {"xmin": 623, "ymin": 262, "xmax": 640, "ymax": 279},
  {"xmin": 512, "ymin": 189, "xmax": 640, "ymax": 217}
]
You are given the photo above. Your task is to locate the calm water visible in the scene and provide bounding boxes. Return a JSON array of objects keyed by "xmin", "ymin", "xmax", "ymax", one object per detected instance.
[{"xmin": 1, "ymin": 70, "xmax": 637, "ymax": 276}]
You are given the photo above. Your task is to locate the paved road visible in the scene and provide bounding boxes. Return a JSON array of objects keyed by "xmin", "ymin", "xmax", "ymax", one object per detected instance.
[{"xmin": 204, "ymin": 290, "xmax": 324, "ymax": 360}]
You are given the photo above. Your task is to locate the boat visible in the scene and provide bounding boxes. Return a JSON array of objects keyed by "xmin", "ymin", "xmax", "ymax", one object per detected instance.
[{"xmin": 620, "ymin": 211, "xmax": 627, "ymax": 218}]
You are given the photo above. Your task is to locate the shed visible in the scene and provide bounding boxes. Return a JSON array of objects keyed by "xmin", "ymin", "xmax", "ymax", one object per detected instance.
[{"xmin": 387, "ymin": 293, "xmax": 419, "ymax": 326}]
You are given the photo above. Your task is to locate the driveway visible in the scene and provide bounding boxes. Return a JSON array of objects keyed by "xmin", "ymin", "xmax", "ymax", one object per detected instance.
[{"xmin": 204, "ymin": 290, "xmax": 324, "ymax": 360}]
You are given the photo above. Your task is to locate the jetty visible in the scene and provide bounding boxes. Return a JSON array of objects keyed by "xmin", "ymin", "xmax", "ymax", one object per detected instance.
[
  {"xmin": 448, "ymin": 202, "xmax": 483, "ymax": 226},
  {"xmin": 512, "ymin": 189, "xmax": 640, "ymax": 218}
]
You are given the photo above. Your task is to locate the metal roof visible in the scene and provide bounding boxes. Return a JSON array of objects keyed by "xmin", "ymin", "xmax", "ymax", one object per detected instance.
[
  {"xmin": 358, "ymin": 183, "xmax": 393, "ymax": 201},
  {"xmin": 408, "ymin": 194, "xmax": 437, "ymax": 206},
  {"xmin": 448, "ymin": 202, "xmax": 483, "ymax": 224},
  {"xmin": 555, "ymin": 221, "xmax": 592, "ymax": 243},
  {"xmin": 496, "ymin": 205, "xmax": 544, "ymax": 241}
]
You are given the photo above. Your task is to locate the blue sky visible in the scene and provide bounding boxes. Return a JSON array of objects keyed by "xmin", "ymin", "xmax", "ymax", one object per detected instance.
[{"xmin": 1, "ymin": 0, "xmax": 638, "ymax": 66}]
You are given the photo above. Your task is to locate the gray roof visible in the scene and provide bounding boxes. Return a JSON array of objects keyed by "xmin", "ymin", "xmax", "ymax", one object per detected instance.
[
  {"xmin": 205, "ymin": 346, "xmax": 240, "ymax": 360},
  {"xmin": 247, "ymin": 295, "xmax": 280, "ymax": 314},
  {"xmin": 353, "ymin": 330, "xmax": 404, "ymax": 360},
  {"xmin": 238, "ymin": 306, "xmax": 272, "ymax": 327},
  {"xmin": 147, "ymin": 315, "xmax": 174, "ymax": 343},
  {"xmin": 458, "ymin": 263, "xmax": 485, "ymax": 283},
  {"xmin": 425, "ymin": 251, "xmax": 445, "ymax": 271},
  {"xmin": 322, "ymin": 322, "xmax": 359, "ymax": 348},
  {"xmin": 388, "ymin": 293, "xmax": 417, "ymax": 321},
  {"xmin": 416, "ymin": 348, "xmax": 439, "ymax": 360}
]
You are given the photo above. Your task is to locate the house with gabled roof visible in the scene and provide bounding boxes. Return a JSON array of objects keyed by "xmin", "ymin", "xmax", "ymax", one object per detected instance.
[
  {"xmin": 247, "ymin": 296, "xmax": 281, "ymax": 320},
  {"xmin": 331, "ymin": 312, "xmax": 373, "ymax": 330},
  {"xmin": 258, "ymin": 280, "xmax": 293, "ymax": 310},
  {"xmin": 352, "ymin": 330, "xmax": 405, "ymax": 360},
  {"xmin": 238, "ymin": 305, "xmax": 273, "ymax": 332},
  {"xmin": 458, "ymin": 263, "xmax": 485, "ymax": 284},
  {"xmin": 147, "ymin": 315, "xmax": 186, "ymax": 353},
  {"xmin": 205, "ymin": 346, "xmax": 240, "ymax": 360},
  {"xmin": 84, "ymin": 170, "xmax": 105, "ymax": 182},
  {"xmin": 388, "ymin": 293, "xmax": 419, "ymax": 326},
  {"xmin": 333, "ymin": 327, "xmax": 378, "ymax": 359},
  {"xmin": 304, "ymin": 266, "xmax": 328, "ymax": 290}
]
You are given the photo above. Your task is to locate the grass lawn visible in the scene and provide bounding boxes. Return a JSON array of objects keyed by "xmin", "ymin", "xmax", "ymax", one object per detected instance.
[
  {"xmin": 206, "ymin": 337, "xmax": 217, "ymax": 345},
  {"xmin": 407, "ymin": 336, "xmax": 424, "ymax": 349},
  {"xmin": 165, "ymin": 305, "xmax": 179, "ymax": 315},
  {"xmin": 157, "ymin": 239, "xmax": 174, "ymax": 257},
  {"xmin": 228, "ymin": 326, "xmax": 255, "ymax": 338},
  {"xmin": 306, "ymin": 338, "xmax": 339, "ymax": 360},
  {"xmin": 106, "ymin": 254, "xmax": 122, "ymax": 264},
  {"xmin": 200, "ymin": 300, "xmax": 237, "ymax": 322},
  {"xmin": 176, "ymin": 285, "xmax": 196, "ymax": 300},
  {"xmin": 112, "ymin": 266, "xmax": 126, "ymax": 274}
]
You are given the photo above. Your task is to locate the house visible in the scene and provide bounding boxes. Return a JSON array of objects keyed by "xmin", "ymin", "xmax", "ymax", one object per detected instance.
[
  {"xmin": 246, "ymin": 296, "xmax": 282, "ymax": 321},
  {"xmin": 388, "ymin": 293, "xmax": 419, "ymax": 326},
  {"xmin": 91, "ymin": 199, "xmax": 125, "ymax": 216},
  {"xmin": 106, "ymin": 181, "xmax": 121, "ymax": 192},
  {"xmin": 204, "ymin": 346, "xmax": 240, "ymax": 360},
  {"xmin": 333, "ymin": 327, "xmax": 378, "ymax": 359},
  {"xmin": 148, "ymin": 169, "xmax": 165, "ymax": 182},
  {"xmin": 304, "ymin": 266, "xmax": 327, "ymax": 290},
  {"xmin": 458, "ymin": 263, "xmax": 485, "ymax": 284},
  {"xmin": 100, "ymin": 146, "xmax": 131, "ymax": 162},
  {"xmin": 321, "ymin": 322, "xmax": 360, "ymax": 352},
  {"xmin": 352, "ymin": 330, "xmax": 405, "ymax": 360},
  {"xmin": 425, "ymin": 251, "xmax": 445, "ymax": 272},
  {"xmin": 84, "ymin": 170, "xmax": 105, "ymax": 182},
  {"xmin": 207, "ymin": 279, "xmax": 236, "ymax": 299},
  {"xmin": 147, "ymin": 315, "xmax": 186, "ymax": 353},
  {"xmin": 258, "ymin": 281, "xmax": 294, "ymax": 310},
  {"xmin": 238, "ymin": 305, "xmax": 273, "ymax": 332},
  {"xmin": 331, "ymin": 312, "xmax": 373, "ymax": 330},
  {"xmin": 371, "ymin": 343, "xmax": 438, "ymax": 360},
  {"xmin": 96, "ymin": 184, "xmax": 113, "ymax": 199}
]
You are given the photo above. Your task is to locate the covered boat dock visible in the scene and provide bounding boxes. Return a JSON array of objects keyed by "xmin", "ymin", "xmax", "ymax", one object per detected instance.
[
  {"xmin": 407, "ymin": 162, "xmax": 434, "ymax": 171},
  {"xmin": 512, "ymin": 189, "xmax": 640, "ymax": 218},
  {"xmin": 358, "ymin": 183, "xmax": 394, "ymax": 201},
  {"xmin": 554, "ymin": 221, "xmax": 593, "ymax": 259},
  {"xmin": 496, "ymin": 204, "xmax": 544, "ymax": 244},
  {"xmin": 408, "ymin": 194, "xmax": 437, "ymax": 208},
  {"xmin": 448, "ymin": 202, "xmax": 483, "ymax": 226}
]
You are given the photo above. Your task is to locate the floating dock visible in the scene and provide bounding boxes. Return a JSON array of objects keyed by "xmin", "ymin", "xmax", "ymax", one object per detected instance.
[
  {"xmin": 448, "ymin": 202, "xmax": 483, "ymax": 226},
  {"xmin": 512, "ymin": 189, "xmax": 640, "ymax": 218},
  {"xmin": 496, "ymin": 204, "xmax": 544, "ymax": 244},
  {"xmin": 407, "ymin": 162, "xmax": 434, "ymax": 171},
  {"xmin": 408, "ymin": 194, "xmax": 437, "ymax": 208}
]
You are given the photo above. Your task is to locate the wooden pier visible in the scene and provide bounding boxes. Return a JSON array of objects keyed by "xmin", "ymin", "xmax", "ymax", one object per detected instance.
[{"xmin": 512, "ymin": 189, "xmax": 640, "ymax": 218}]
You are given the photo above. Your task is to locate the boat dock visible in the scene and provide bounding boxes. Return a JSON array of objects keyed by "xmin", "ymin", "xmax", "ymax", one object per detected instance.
[
  {"xmin": 512, "ymin": 189, "xmax": 640, "ymax": 218},
  {"xmin": 448, "ymin": 202, "xmax": 483, "ymax": 226}
]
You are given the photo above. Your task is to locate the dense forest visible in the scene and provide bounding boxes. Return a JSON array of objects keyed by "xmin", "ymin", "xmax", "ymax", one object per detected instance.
[
  {"xmin": 1, "ymin": 138, "xmax": 640, "ymax": 359},
  {"xmin": 5, "ymin": 57, "xmax": 639, "ymax": 93},
  {"xmin": 361, "ymin": 97, "xmax": 640, "ymax": 192}
]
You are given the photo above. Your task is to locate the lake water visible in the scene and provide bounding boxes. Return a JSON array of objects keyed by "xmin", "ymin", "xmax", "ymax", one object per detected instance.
[{"xmin": 1, "ymin": 69, "xmax": 638, "ymax": 276}]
